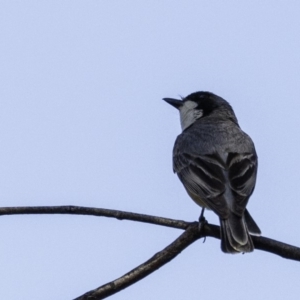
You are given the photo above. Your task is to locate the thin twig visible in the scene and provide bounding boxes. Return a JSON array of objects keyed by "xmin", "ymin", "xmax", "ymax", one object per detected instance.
[
  {"xmin": 1, "ymin": 206, "xmax": 300, "ymax": 259},
  {"xmin": 0, "ymin": 206, "xmax": 190, "ymax": 230},
  {"xmin": 1, "ymin": 205, "xmax": 300, "ymax": 299},
  {"xmin": 1, "ymin": 206, "xmax": 300, "ymax": 261},
  {"xmin": 73, "ymin": 222, "xmax": 203, "ymax": 300}
]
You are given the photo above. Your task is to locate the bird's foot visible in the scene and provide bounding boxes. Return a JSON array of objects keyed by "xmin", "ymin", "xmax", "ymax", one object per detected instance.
[
  {"xmin": 198, "ymin": 216, "xmax": 207, "ymax": 232},
  {"xmin": 198, "ymin": 207, "xmax": 207, "ymax": 233}
]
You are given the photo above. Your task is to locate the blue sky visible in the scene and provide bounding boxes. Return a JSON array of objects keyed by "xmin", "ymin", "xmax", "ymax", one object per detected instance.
[{"xmin": 1, "ymin": 1, "xmax": 300, "ymax": 299}]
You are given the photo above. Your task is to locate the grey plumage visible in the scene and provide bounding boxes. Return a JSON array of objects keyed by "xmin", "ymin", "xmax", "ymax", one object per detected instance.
[{"xmin": 163, "ymin": 91, "xmax": 261, "ymax": 254}]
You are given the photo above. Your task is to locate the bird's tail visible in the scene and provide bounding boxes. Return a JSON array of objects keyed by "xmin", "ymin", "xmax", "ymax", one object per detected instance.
[
  {"xmin": 220, "ymin": 212, "xmax": 255, "ymax": 254},
  {"xmin": 244, "ymin": 209, "xmax": 261, "ymax": 236}
]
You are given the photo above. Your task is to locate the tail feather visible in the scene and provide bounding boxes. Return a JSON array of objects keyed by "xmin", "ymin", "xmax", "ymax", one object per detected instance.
[
  {"xmin": 244, "ymin": 209, "xmax": 261, "ymax": 236},
  {"xmin": 220, "ymin": 213, "xmax": 254, "ymax": 254}
]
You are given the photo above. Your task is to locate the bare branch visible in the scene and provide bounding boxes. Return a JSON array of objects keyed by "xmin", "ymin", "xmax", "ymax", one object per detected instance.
[
  {"xmin": 253, "ymin": 235, "xmax": 300, "ymax": 261},
  {"xmin": 0, "ymin": 206, "xmax": 189, "ymax": 230},
  {"xmin": 1, "ymin": 206, "xmax": 300, "ymax": 261},
  {"xmin": 1, "ymin": 206, "xmax": 300, "ymax": 259},
  {"xmin": 73, "ymin": 222, "xmax": 203, "ymax": 300},
  {"xmin": 1, "ymin": 205, "xmax": 300, "ymax": 299}
]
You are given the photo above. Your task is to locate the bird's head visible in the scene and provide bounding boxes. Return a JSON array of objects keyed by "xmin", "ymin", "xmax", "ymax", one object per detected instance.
[{"xmin": 163, "ymin": 91, "xmax": 238, "ymax": 131}]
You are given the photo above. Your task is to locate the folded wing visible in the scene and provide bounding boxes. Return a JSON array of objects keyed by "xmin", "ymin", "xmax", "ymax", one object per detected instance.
[{"xmin": 173, "ymin": 151, "xmax": 257, "ymax": 219}]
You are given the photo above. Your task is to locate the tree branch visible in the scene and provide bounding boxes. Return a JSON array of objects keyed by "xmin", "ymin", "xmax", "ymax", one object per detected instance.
[
  {"xmin": 252, "ymin": 235, "xmax": 300, "ymax": 261},
  {"xmin": 0, "ymin": 206, "xmax": 189, "ymax": 230},
  {"xmin": 1, "ymin": 205, "xmax": 299, "ymax": 260},
  {"xmin": 73, "ymin": 222, "xmax": 203, "ymax": 300},
  {"xmin": 1, "ymin": 205, "xmax": 300, "ymax": 299},
  {"xmin": 1, "ymin": 206, "xmax": 299, "ymax": 261}
]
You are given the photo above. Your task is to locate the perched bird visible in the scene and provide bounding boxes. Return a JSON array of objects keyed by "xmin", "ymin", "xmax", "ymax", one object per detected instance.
[{"xmin": 163, "ymin": 91, "xmax": 261, "ymax": 253}]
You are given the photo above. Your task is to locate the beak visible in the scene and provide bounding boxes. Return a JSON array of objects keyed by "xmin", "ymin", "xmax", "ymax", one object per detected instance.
[{"xmin": 162, "ymin": 98, "xmax": 183, "ymax": 109}]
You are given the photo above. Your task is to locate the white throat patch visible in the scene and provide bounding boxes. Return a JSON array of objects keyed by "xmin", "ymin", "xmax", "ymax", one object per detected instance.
[{"xmin": 179, "ymin": 100, "xmax": 203, "ymax": 131}]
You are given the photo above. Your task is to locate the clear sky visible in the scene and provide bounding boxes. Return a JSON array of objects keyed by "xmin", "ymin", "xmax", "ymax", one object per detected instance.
[{"xmin": 1, "ymin": 1, "xmax": 300, "ymax": 299}]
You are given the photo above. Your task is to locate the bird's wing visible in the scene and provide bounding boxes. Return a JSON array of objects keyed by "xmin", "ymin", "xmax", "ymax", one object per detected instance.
[
  {"xmin": 173, "ymin": 152, "xmax": 229, "ymax": 218},
  {"xmin": 226, "ymin": 152, "xmax": 257, "ymax": 215},
  {"xmin": 173, "ymin": 151, "xmax": 257, "ymax": 219}
]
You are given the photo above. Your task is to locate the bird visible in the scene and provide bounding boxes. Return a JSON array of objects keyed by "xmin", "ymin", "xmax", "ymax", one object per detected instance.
[{"xmin": 163, "ymin": 91, "xmax": 261, "ymax": 253}]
